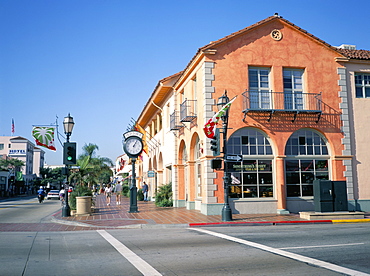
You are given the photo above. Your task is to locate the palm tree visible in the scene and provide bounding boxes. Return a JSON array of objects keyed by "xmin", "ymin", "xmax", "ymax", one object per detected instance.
[{"xmin": 69, "ymin": 143, "xmax": 113, "ymax": 187}]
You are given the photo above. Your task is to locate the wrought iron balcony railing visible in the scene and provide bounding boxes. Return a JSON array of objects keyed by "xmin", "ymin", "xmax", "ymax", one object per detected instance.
[
  {"xmin": 170, "ymin": 111, "xmax": 184, "ymax": 131},
  {"xmin": 242, "ymin": 91, "xmax": 322, "ymax": 122},
  {"xmin": 180, "ymin": 99, "xmax": 197, "ymax": 122}
]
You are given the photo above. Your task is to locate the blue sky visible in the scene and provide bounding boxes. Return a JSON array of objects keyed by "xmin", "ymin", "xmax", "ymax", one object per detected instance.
[{"xmin": 1, "ymin": 0, "xmax": 369, "ymax": 165}]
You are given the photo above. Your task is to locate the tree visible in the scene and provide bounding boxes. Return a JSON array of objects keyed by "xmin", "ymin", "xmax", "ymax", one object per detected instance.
[
  {"xmin": 0, "ymin": 157, "xmax": 25, "ymax": 172},
  {"xmin": 38, "ymin": 167, "xmax": 65, "ymax": 189},
  {"xmin": 69, "ymin": 143, "xmax": 113, "ymax": 187}
]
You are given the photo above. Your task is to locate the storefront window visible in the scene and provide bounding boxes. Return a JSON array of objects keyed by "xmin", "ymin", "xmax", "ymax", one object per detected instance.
[
  {"xmin": 229, "ymin": 159, "xmax": 273, "ymax": 198},
  {"xmin": 228, "ymin": 128, "xmax": 273, "ymax": 199},
  {"xmin": 285, "ymin": 130, "xmax": 329, "ymax": 197}
]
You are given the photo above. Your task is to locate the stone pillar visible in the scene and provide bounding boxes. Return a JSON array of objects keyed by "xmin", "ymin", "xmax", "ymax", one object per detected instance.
[{"xmin": 276, "ymin": 156, "xmax": 289, "ymax": 214}]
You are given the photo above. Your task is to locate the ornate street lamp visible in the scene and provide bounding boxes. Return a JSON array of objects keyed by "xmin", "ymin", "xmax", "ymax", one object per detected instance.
[
  {"xmin": 217, "ymin": 91, "xmax": 233, "ymax": 221},
  {"xmin": 62, "ymin": 113, "xmax": 75, "ymax": 217},
  {"xmin": 63, "ymin": 113, "xmax": 75, "ymax": 142}
]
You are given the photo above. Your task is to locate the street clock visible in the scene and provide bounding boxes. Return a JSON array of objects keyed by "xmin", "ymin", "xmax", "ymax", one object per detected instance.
[
  {"xmin": 123, "ymin": 136, "xmax": 143, "ymax": 157},
  {"xmin": 122, "ymin": 131, "xmax": 144, "ymax": 158}
]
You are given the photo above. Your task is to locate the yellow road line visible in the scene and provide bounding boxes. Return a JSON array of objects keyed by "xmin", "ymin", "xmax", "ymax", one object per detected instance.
[
  {"xmin": 0, "ymin": 200, "xmax": 37, "ymax": 209},
  {"xmin": 332, "ymin": 219, "xmax": 370, "ymax": 224}
]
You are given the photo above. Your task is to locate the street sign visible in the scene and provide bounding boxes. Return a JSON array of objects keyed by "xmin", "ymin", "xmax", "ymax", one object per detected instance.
[
  {"xmin": 123, "ymin": 130, "xmax": 143, "ymax": 140},
  {"xmin": 226, "ymin": 155, "xmax": 242, "ymax": 161},
  {"xmin": 148, "ymin": 170, "xmax": 155, "ymax": 178}
]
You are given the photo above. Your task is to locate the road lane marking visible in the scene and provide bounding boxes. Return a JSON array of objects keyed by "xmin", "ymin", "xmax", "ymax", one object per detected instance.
[
  {"xmin": 190, "ymin": 228, "xmax": 370, "ymax": 276},
  {"xmin": 279, "ymin": 242, "xmax": 364, "ymax": 250},
  {"xmin": 97, "ymin": 230, "xmax": 162, "ymax": 276},
  {"xmin": 0, "ymin": 200, "xmax": 37, "ymax": 209},
  {"xmin": 333, "ymin": 219, "xmax": 370, "ymax": 224}
]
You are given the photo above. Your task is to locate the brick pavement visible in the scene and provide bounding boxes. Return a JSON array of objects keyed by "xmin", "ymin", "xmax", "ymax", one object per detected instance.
[
  {"xmin": 52, "ymin": 194, "xmax": 308, "ymax": 228},
  {"xmin": 1, "ymin": 194, "xmax": 369, "ymax": 232}
]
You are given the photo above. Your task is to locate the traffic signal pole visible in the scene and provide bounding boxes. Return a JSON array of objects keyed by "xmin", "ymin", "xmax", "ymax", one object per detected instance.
[
  {"xmin": 62, "ymin": 113, "xmax": 75, "ymax": 217},
  {"xmin": 62, "ymin": 164, "xmax": 70, "ymax": 217}
]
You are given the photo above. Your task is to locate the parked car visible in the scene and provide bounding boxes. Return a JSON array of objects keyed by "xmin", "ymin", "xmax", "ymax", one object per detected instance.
[{"xmin": 46, "ymin": 190, "xmax": 60, "ymax": 200}]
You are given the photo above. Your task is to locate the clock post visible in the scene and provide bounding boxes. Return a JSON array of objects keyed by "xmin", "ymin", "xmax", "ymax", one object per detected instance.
[
  {"xmin": 129, "ymin": 157, "xmax": 138, "ymax": 213},
  {"xmin": 122, "ymin": 130, "xmax": 144, "ymax": 213}
]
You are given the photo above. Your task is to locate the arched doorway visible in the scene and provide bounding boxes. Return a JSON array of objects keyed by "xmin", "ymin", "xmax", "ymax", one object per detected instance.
[{"xmin": 285, "ymin": 129, "xmax": 330, "ymax": 212}]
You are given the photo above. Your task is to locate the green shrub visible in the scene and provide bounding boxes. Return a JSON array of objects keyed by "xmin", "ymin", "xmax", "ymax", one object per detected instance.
[
  {"xmin": 123, "ymin": 186, "xmax": 144, "ymax": 201},
  {"xmin": 122, "ymin": 185, "xmax": 129, "ymax": 196},
  {"xmin": 137, "ymin": 188, "xmax": 144, "ymax": 201},
  {"xmin": 155, "ymin": 183, "xmax": 173, "ymax": 207},
  {"xmin": 69, "ymin": 185, "xmax": 93, "ymax": 210}
]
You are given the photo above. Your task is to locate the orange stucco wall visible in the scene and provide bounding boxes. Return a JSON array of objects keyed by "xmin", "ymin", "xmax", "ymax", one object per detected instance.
[{"xmin": 205, "ymin": 19, "xmax": 346, "ymax": 205}]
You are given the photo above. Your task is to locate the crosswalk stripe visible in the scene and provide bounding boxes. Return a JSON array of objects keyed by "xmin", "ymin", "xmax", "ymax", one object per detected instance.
[{"xmin": 97, "ymin": 230, "xmax": 162, "ymax": 276}]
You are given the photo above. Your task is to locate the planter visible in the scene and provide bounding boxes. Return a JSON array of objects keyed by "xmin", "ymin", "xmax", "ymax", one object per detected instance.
[{"xmin": 76, "ymin": 196, "xmax": 92, "ymax": 216}]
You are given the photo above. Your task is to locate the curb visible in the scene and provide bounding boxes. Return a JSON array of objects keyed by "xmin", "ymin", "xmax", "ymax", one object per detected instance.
[
  {"xmin": 189, "ymin": 220, "xmax": 332, "ymax": 227},
  {"xmin": 190, "ymin": 218, "xmax": 370, "ymax": 227},
  {"xmin": 332, "ymin": 218, "xmax": 370, "ymax": 224}
]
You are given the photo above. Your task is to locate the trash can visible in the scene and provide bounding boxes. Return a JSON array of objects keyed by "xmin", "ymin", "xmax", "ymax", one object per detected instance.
[
  {"xmin": 313, "ymin": 180, "xmax": 348, "ymax": 212},
  {"xmin": 332, "ymin": 181, "xmax": 348, "ymax": 211},
  {"xmin": 313, "ymin": 180, "xmax": 333, "ymax": 212},
  {"xmin": 76, "ymin": 196, "xmax": 92, "ymax": 215}
]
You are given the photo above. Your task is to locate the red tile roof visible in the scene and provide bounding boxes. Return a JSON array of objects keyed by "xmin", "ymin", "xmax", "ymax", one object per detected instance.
[{"xmin": 337, "ymin": 49, "xmax": 370, "ymax": 60}]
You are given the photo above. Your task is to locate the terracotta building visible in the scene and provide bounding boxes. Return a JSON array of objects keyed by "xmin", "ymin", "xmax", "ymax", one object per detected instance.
[{"xmin": 133, "ymin": 14, "xmax": 370, "ymax": 214}]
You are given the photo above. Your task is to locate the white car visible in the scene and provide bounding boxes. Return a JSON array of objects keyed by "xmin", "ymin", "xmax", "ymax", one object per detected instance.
[{"xmin": 46, "ymin": 190, "xmax": 60, "ymax": 200}]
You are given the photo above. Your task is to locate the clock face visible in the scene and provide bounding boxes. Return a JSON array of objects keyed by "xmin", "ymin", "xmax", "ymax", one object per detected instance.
[{"xmin": 124, "ymin": 137, "xmax": 143, "ymax": 156}]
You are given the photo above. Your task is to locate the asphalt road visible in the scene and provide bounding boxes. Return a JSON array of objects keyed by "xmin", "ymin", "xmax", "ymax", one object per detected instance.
[
  {"xmin": 1, "ymin": 197, "xmax": 370, "ymax": 276},
  {"xmin": 0, "ymin": 196, "xmax": 62, "ymax": 223}
]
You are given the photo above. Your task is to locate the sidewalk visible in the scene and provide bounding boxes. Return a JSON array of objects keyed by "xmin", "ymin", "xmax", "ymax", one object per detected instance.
[{"xmin": 52, "ymin": 194, "xmax": 370, "ymax": 229}]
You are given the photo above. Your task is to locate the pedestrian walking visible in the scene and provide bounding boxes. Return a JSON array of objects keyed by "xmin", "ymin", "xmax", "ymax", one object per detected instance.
[
  {"xmin": 105, "ymin": 184, "xmax": 113, "ymax": 206},
  {"xmin": 59, "ymin": 188, "xmax": 65, "ymax": 204},
  {"xmin": 142, "ymin": 182, "xmax": 149, "ymax": 201},
  {"xmin": 114, "ymin": 182, "xmax": 122, "ymax": 205}
]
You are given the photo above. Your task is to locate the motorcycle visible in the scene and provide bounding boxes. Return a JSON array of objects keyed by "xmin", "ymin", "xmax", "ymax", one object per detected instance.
[{"xmin": 38, "ymin": 194, "xmax": 45, "ymax": 203}]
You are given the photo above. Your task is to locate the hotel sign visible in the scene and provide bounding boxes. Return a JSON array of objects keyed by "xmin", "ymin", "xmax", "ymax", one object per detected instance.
[{"xmin": 9, "ymin": 149, "xmax": 26, "ymax": 155}]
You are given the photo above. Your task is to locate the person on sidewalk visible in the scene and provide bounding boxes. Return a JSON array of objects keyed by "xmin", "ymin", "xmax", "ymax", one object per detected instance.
[
  {"xmin": 104, "ymin": 184, "xmax": 113, "ymax": 206},
  {"xmin": 142, "ymin": 182, "xmax": 149, "ymax": 202},
  {"xmin": 59, "ymin": 188, "xmax": 65, "ymax": 204},
  {"xmin": 114, "ymin": 182, "xmax": 122, "ymax": 205}
]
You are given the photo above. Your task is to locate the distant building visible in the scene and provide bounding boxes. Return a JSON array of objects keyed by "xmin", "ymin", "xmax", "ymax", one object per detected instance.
[{"xmin": 0, "ymin": 136, "xmax": 45, "ymax": 195}]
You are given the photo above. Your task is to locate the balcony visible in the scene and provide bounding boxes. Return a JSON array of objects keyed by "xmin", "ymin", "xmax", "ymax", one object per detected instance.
[
  {"xmin": 242, "ymin": 91, "xmax": 322, "ymax": 122},
  {"xmin": 180, "ymin": 99, "xmax": 197, "ymax": 122},
  {"xmin": 170, "ymin": 111, "xmax": 184, "ymax": 131}
]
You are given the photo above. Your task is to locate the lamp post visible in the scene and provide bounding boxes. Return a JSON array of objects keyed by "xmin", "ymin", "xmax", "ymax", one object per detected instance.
[
  {"xmin": 63, "ymin": 113, "xmax": 74, "ymax": 143},
  {"xmin": 217, "ymin": 91, "xmax": 233, "ymax": 221},
  {"xmin": 62, "ymin": 113, "xmax": 74, "ymax": 217}
]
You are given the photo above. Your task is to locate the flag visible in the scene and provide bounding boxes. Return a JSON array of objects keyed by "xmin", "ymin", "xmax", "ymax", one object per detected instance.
[
  {"xmin": 135, "ymin": 124, "xmax": 148, "ymax": 154},
  {"xmin": 203, "ymin": 96, "xmax": 237, "ymax": 139},
  {"xmin": 11, "ymin": 119, "xmax": 15, "ymax": 134},
  {"xmin": 117, "ymin": 157, "xmax": 126, "ymax": 172},
  {"xmin": 16, "ymin": 171, "xmax": 23, "ymax": 181},
  {"xmin": 32, "ymin": 127, "xmax": 56, "ymax": 151}
]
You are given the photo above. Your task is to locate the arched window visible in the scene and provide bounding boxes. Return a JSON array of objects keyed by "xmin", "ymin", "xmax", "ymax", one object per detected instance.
[
  {"xmin": 285, "ymin": 129, "xmax": 329, "ymax": 197},
  {"xmin": 227, "ymin": 128, "xmax": 272, "ymax": 155},
  {"xmin": 227, "ymin": 128, "xmax": 273, "ymax": 199}
]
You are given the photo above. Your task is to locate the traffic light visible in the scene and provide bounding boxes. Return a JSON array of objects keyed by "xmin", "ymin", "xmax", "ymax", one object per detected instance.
[
  {"xmin": 210, "ymin": 128, "xmax": 220, "ymax": 156},
  {"xmin": 63, "ymin": 142, "xmax": 76, "ymax": 165}
]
